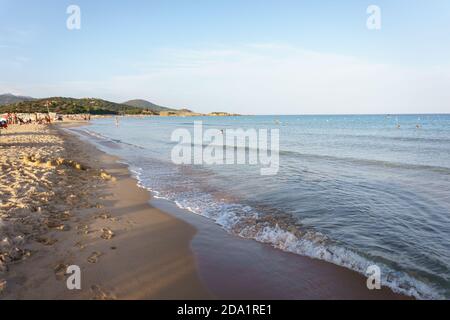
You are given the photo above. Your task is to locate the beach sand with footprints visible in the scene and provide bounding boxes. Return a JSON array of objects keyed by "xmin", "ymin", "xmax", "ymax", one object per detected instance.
[{"xmin": 0, "ymin": 123, "xmax": 210, "ymax": 299}]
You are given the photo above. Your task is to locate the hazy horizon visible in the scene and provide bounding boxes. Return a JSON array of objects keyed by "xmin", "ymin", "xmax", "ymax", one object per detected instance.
[
  {"xmin": 1, "ymin": 0, "xmax": 450, "ymax": 115},
  {"xmin": 4, "ymin": 91, "xmax": 450, "ymax": 116}
]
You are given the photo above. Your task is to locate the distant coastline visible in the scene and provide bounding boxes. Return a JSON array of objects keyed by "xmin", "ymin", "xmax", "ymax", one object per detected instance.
[{"xmin": 0, "ymin": 93, "xmax": 240, "ymax": 117}]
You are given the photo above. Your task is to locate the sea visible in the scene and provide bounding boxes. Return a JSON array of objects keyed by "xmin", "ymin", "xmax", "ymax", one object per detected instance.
[{"xmin": 74, "ymin": 114, "xmax": 450, "ymax": 299}]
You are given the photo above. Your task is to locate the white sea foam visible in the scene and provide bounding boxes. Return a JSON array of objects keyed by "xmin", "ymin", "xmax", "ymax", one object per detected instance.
[
  {"xmin": 82, "ymin": 129, "xmax": 108, "ymax": 140},
  {"xmin": 129, "ymin": 166, "xmax": 442, "ymax": 300}
]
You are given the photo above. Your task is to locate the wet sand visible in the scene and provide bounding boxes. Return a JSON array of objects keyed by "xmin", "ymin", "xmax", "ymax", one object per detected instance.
[
  {"xmin": 0, "ymin": 122, "xmax": 410, "ymax": 299},
  {"xmin": 152, "ymin": 199, "xmax": 409, "ymax": 300}
]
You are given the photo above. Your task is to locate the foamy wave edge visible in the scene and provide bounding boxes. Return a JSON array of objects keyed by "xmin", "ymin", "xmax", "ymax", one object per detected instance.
[{"xmin": 129, "ymin": 168, "xmax": 443, "ymax": 300}]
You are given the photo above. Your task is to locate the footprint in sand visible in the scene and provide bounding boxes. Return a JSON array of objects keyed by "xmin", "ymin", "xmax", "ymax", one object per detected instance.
[
  {"xmin": 36, "ymin": 237, "xmax": 58, "ymax": 246},
  {"xmin": 56, "ymin": 211, "xmax": 72, "ymax": 222},
  {"xmin": 54, "ymin": 263, "xmax": 68, "ymax": 280},
  {"xmin": 46, "ymin": 220, "xmax": 63, "ymax": 229},
  {"xmin": 87, "ymin": 251, "xmax": 103, "ymax": 264},
  {"xmin": 90, "ymin": 285, "xmax": 116, "ymax": 300},
  {"xmin": 95, "ymin": 213, "xmax": 111, "ymax": 220},
  {"xmin": 76, "ymin": 224, "xmax": 90, "ymax": 235},
  {"xmin": 74, "ymin": 241, "xmax": 86, "ymax": 250},
  {"xmin": 101, "ymin": 228, "xmax": 115, "ymax": 240},
  {"xmin": 0, "ymin": 280, "xmax": 6, "ymax": 295},
  {"xmin": 55, "ymin": 224, "xmax": 71, "ymax": 231}
]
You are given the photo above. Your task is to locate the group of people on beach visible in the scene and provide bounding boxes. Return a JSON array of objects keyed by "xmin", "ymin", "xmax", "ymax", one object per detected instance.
[
  {"xmin": 0, "ymin": 113, "xmax": 53, "ymax": 135},
  {"xmin": 1, "ymin": 113, "xmax": 52, "ymax": 125}
]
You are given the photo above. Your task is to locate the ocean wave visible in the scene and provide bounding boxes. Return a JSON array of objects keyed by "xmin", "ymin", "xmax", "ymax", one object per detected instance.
[
  {"xmin": 296, "ymin": 131, "xmax": 450, "ymax": 144},
  {"xmin": 79, "ymin": 129, "xmax": 146, "ymax": 149},
  {"xmin": 130, "ymin": 167, "xmax": 443, "ymax": 300},
  {"xmin": 166, "ymin": 140, "xmax": 450, "ymax": 174},
  {"xmin": 278, "ymin": 150, "xmax": 450, "ymax": 174}
]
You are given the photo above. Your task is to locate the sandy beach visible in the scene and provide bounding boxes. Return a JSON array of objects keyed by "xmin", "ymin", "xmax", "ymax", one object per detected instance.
[
  {"xmin": 1, "ymin": 1, "xmax": 448, "ymax": 304},
  {"xmin": 0, "ymin": 122, "xmax": 210, "ymax": 299},
  {"xmin": 0, "ymin": 122, "xmax": 410, "ymax": 300}
]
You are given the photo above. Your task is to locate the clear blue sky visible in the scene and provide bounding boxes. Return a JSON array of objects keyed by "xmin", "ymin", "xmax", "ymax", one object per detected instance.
[{"xmin": 1, "ymin": 0, "xmax": 449, "ymax": 114}]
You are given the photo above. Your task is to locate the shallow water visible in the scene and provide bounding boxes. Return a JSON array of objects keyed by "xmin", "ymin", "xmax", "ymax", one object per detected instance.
[{"xmin": 76, "ymin": 114, "xmax": 450, "ymax": 299}]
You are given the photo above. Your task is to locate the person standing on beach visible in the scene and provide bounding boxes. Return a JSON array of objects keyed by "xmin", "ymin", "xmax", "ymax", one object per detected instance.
[
  {"xmin": 115, "ymin": 116, "xmax": 119, "ymax": 127},
  {"xmin": 0, "ymin": 117, "xmax": 8, "ymax": 135}
]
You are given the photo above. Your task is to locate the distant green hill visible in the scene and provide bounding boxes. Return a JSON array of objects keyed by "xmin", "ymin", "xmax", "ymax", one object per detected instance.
[
  {"xmin": 0, "ymin": 93, "xmax": 35, "ymax": 105},
  {"xmin": 0, "ymin": 97, "xmax": 154, "ymax": 115},
  {"xmin": 123, "ymin": 99, "xmax": 176, "ymax": 113},
  {"xmin": 0, "ymin": 95, "xmax": 237, "ymax": 116}
]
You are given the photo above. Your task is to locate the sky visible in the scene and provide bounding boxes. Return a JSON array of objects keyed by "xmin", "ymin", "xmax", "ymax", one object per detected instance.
[{"xmin": 1, "ymin": 0, "xmax": 450, "ymax": 114}]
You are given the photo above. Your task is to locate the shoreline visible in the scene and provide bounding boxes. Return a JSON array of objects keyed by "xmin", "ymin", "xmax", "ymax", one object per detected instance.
[
  {"xmin": 0, "ymin": 121, "xmax": 410, "ymax": 299},
  {"xmin": 1, "ymin": 122, "xmax": 211, "ymax": 299},
  {"xmin": 69, "ymin": 122, "xmax": 410, "ymax": 300}
]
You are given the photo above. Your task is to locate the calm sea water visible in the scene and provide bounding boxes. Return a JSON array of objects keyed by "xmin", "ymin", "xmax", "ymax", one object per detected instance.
[{"xmin": 77, "ymin": 115, "xmax": 450, "ymax": 299}]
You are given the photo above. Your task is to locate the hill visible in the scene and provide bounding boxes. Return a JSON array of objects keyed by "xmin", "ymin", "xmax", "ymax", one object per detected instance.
[
  {"xmin": 123, "ymin": 99, "xmax": 175, "ymax": 113},
  {"xmin": 0, "ymin": 93, "xmax": 35, "ymax": 105},
  {"xmin": 0, "ymin": 94, "xmax": 240, "ymax": 116},
  {"xmin": 0, "ymin": 97, "xmax": 155, "ymax": 115}
]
